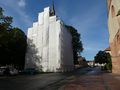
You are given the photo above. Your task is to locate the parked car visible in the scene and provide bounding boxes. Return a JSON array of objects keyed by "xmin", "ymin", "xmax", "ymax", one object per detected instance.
[
  {"xmin": 23, "ymin": 68, "xmax": 39, "ymax": 75},
  {"xmin": 0, "ymin": 67, "xmax": 5, "ymax": 76},
  {"xmin": 0, "ymin": 70, "xmax": 3, "ymax": 76},
  {"xmin": 9, "ymin": 68, "xmax": 18, "ymax": 75},
  {"xmin": 0, "ymin": 66, "xmax": 18, "ymax": 76}
]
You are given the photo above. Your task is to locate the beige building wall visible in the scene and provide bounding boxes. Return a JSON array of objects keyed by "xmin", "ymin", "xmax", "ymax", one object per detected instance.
[
  {"xmin": 108, "ymin": 0, "xmax": 120, "ymax": 42},
  {"xmin": 107, "ymin": 0, "xmax": 120, "ymax": 74}
]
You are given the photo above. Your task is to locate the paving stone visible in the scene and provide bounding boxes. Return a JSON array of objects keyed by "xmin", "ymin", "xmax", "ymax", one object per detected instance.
[{"xmin": 59, "ymin": 73, "xmax": 120, "ymax": 90}]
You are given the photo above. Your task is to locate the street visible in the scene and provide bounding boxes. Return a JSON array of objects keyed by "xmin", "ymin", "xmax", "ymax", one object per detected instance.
[
  {"xmin": 0, "ymin": 67, "xmax": 92, "ymax": 90},
  {"xmin": 0, "ymin": 67, "xmax": 120, "ymax": 90},
  {"xmin": 60, "ymin": 67, "xmax": 120, "ymax": 90}
]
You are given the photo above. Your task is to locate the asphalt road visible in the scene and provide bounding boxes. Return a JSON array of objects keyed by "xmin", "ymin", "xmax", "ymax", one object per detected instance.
[{"xmin": 0, "ymin": 67, "xmax": 99, "ymax": 90}]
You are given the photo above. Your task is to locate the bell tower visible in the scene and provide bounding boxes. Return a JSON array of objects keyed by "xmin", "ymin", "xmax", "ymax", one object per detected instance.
[{"xmin": 50, "ymin": 0, "xmax": 55, "ymax": 16}]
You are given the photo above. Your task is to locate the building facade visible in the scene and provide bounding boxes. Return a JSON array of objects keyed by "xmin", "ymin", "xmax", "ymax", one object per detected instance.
[
  {"xmin": 104, "ymin": 47, "xmax": 111, "ymax": 55},
  {"xmin": 107, "ymin": 0, "xmax": 120, "ymax": 74},
  {"xmin": 25, "ymin": 6, "xmax": 74, "ymax": 72}
]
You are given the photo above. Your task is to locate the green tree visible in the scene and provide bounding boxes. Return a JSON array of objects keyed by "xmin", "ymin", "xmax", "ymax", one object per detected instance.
[
  {"xmin": 0, "ymin": 7, "xmax": 12, "ymax": 65},
  {"xmin": 0, "ymin": 7, "xmax": 27, "ymax": 70},
  {"xmin": 8, "ymin": 28, "xmax": 27, "ymax": 69},
  {"xmin": 94, "ymin": 51, "xmax": 112, "ymax": 71},
  {"xmin": 65, "ymin": 25, "xmax": 83, "ymax": 64},
  {"xmin": 94, "ymin": 51, "xmax": 108, "ymax": 64},
  {"xmin": 104, "ymin": 53, "xmax": 112, "ymax": 71}
]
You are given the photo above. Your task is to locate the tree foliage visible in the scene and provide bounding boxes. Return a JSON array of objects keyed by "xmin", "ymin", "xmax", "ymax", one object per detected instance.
[
  {"xmin": 65, "ymin": 25, "xmax": 83, "ymax": 64},
  {"xmin": 94, "ymin": 51, "xmax": 108, "ymax": 64},
  {"xmin": 94, "ymin": 51, "xmax": 112, "ymax": 70},
  {"xmin": 0, "ymin": 7, "xmax": 27, "ymax": 70}
]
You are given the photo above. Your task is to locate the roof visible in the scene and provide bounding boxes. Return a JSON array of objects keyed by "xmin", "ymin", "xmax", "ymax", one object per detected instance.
[{"xmin": 104, "ymin": 47, "xmax": 111, "ymax": 51}]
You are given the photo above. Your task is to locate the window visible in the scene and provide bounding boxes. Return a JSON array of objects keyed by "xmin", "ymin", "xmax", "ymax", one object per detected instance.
[
  {"xmin": 111, "ymin": 5, "xmax": 115, "ymax": 18},
  {"xmin": 117, "ymin": 34, "xmax": 120, "ymax": 44},
  {"xmin": 117, "ymin": 10, "xmax": 120, "ymax": 16}
]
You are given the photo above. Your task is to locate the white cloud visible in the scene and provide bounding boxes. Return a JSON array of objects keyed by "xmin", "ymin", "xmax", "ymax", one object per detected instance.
[
  {"xmin": 18, "ymin": 0, "xmax": 26, "ymax": 7},
  {"xmin": 0, "ymin": 0, "xmax": 32, "ymax": 31}
]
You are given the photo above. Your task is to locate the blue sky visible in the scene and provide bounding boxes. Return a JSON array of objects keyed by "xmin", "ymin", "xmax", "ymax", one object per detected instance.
[{"xmin": 0, "ymin": 0, "xmax": 109, "ymax": 60}]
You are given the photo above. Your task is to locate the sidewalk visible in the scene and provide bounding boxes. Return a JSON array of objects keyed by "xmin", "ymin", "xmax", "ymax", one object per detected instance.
[{"xmin": 59, "ymin": 73, "xmax": 120, "ymax": 90}]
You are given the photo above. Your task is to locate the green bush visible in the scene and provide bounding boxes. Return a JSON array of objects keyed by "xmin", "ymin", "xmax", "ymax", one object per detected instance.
[
  {"xmin": 106, "ymin": 63, "xmax": 112, "ymax": 70},
  {"xmin": 102, "ymin": 63, "xmax": 112, "ymax": 72}
]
